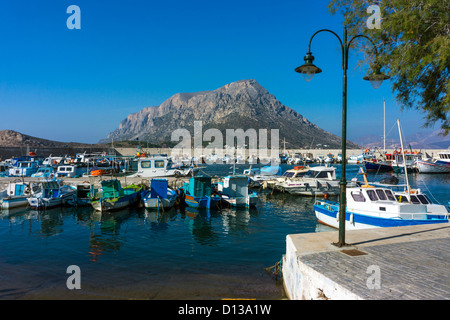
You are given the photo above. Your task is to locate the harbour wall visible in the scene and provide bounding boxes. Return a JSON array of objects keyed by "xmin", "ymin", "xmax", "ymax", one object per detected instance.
[
  {"xmin": 113, "ymin": 148, "xmax": 449, "ymax": 158},
  {"xmin": 1, "ymin": 146, "xmax": 447, "ymax": 161}
]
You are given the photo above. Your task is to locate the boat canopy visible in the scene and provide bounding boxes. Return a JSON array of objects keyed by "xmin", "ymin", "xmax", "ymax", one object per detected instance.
[
  {"xmin": 186, "ymin": 176, "xmax": 212, "ymax": 197},
  {"xmin": 150, "ymin": 179, "xmax": 169, "ymax": 199}
]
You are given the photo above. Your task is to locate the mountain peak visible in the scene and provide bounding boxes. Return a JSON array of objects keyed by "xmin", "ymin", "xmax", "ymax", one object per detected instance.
[{"xmin": 103, "ymin": 80, "xmax": 358, "ymax": 148}]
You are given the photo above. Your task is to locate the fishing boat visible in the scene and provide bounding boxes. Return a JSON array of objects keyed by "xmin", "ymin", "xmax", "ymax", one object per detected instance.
[
  {"xmin": 243, "ymin": 165, "xmax": 282, "ymax": 187},
  {"xmin": 313, "ymin": 182, "xmax": 449, "ymax": 230},
  {"xmin": 347, "ymin": 149, "xmax": 376, "ymax": 164},
  {"xmin": 90, "ymin": 179, "xmax": 143, "ymax": 212},
  {"xmin": 181, "ymin": 176, "xmax": 222, "ymax": 209},
  {"xmin": 0, "ymin": 181, "xmax": 30, "ymax": 209},
  {"xmin": 218, "ymin": 175, "xmax": 258, "ymax": 208},
  {"xmin": 315, "ymin": 133, "xmax": 449, "ymax": 230},
  {"xmin": 262, "ymin": 166, "xmax": 310, "ymax": 190},
  {"xmin": 27, "ymin": 180, "xmax": 77, "ymax": 209},
  {"xmin": 31, "ymin": 166, "xmax": 56, "ymax": 178},
  {"xmin": 363, "ymin": 159, "xmax": 393, "ymax": 172},
  {"xmin": 128, "ymin": 154, "xmax": 198, "ymax": 178},
  {"xmin": 415, "ymin": 151, "xmax": 450, "ymax": 173},
  {"xmin": 8, "ymin": 160, "xmax": 40, "ymax": 177},
  {"xmin": 142, "ymin": 179, "xmax": 177, "ymax": 210},
  {"xmin": 275, "ymin": 166, "xmax": 346, "ymax": 196},
  {"xmin": 67, "ymin": 182, "xmax": 92, "ymax": 206}
]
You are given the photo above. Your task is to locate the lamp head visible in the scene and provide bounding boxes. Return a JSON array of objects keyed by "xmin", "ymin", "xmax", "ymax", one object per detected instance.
[
  {"xmin": 363, "ymin": 63, "xmax": 390, "ymax": 89},
  {"xmin": 295, "ymin": 52, "xmax": 322, "ymax": 82}
]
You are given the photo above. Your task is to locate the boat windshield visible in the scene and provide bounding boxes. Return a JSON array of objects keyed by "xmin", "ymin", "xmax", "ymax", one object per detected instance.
[
  {"xmin": 283, "ymin": 171, "xmax": 295, "ymax": 178},
  {"xmin": 416, "ymin": 194, "xmax": 430, "ymax": 204}
]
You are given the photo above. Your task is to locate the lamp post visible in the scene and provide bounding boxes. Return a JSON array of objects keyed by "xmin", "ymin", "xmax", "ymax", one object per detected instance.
[{"xmin": 295, "ymin": 26, "xmax": 389, "ymax": 247}]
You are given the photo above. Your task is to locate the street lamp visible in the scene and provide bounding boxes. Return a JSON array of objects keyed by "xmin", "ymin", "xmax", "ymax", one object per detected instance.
[{"xmin": 296, "ymin": 26, "xmax": 389, "ymax": 247}]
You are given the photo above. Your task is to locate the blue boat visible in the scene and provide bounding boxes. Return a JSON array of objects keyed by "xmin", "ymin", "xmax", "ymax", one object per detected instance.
[
  {"xmin": 181, "ymin": 176, "xmax": 222, "ymax": 209},
  {"xmin": 218, "ymin": 175, "xmax": 259, "ymax": 208},
  {"xmin": 314, "ymin": 185, "xmax": 448, "ymax": 230},
  {"xmin": 363, "ymin": 160, "xmax": 393, "ymax": 172},
  {"xmin": 142, "ymin": 179, "xmax": 177, "ymax": 210}
]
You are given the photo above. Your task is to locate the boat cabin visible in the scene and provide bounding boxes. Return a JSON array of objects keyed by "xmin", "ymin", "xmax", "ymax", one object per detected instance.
[
  {"xmin": 56, "ymin": 165, "xmax": 87, "ymax": 178},
  {"xmin": 346, "ymin": 187, "xmax": 428, "ymax": 216},
  {"xmin": 303, "ymin": 166, "xmax": 336, "ymax": 180},
  {"xmin": 184, "ymin": 176, "xmax": 212, "ymax": 197},
  {"xmin": 9, "ymin": 161, "xmax": 40, "ymax": 177},
  {"xmin": 31, "ymin": 166, "xmax": 55, "ymax": 178},
  {"xmin": 281, "ymin": 166, "xmax": 309, "ymax": 179},
  {"xmin": 219, "ymin": 175, "xmax": 248, "ymax": 199}
]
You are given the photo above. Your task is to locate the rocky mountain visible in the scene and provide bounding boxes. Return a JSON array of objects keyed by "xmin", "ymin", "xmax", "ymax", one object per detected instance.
[{"xmin": 103, "ymin": 79, "xmax": 359, "ymax": 149}]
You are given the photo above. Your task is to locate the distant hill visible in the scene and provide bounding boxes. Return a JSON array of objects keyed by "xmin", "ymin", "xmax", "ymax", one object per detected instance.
[
  {"xmin": 0, "ymin": 130, "xmax": 102, "ymax": 148},
  {"xmin": 102, "ymin": 79, "xmax": 360, "ymax": 149},
  {"xmin": 353, "ymin": 130, "xmax": 450, "ymax": 149}
]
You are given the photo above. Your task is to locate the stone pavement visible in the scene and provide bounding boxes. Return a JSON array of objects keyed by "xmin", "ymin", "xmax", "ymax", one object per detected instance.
[{"xmin": 283, "ymin": 224, "xmax": 450, "ymax": 300}]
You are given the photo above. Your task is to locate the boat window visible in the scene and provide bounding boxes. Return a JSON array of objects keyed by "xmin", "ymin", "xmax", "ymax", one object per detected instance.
[
  {"xmin": 384, "ymin": 189, "xmax": 396, "ymax": 201},
  {"xmin": 304, "ymin": 170, "xmax": 314, "ymax": 178},
  {"xmin": 284, "ymin": 172, "xmax": 294, "ymax": 178},
  {"xmin": 316, "ymin": 171, "xmax": 329, "ymax": 178},
  {"xmin": 422, "ymin": 194, "xmax": 432, "ymax": 204},
  {"xmin": 416, "ymin": 194, "xmax": 429, "ymax": 205},
  {"xmin": 155, "ymin": 160, "xmax": 165, "ymax": 168},
  {"xmin": 376, "ymin": 189, "xmax": 387, "ymax": 200},
  {"xmin": 410, "ymin": 195, "xmax": 421, "ymax": 204},
  {"xmin": 351, "ymin": 191, "xmax": 366, "ymax": 202},
  {"xmin": 395, "ymin": 195, "xmax": 408, "ymax": 203},
  {"xmin": 59, "ymin": 167, "xmax": 65, "ymax": 171},
  {"xmin": 366, "ymin": 190, "xmax": 378, "ymax": 201},
  {"xmin": 141, "ymin": 161, "xmax": 152, "ymax": 168}
]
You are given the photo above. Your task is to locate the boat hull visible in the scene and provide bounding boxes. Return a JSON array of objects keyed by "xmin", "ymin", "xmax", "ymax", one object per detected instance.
[
  {"xmin": 416, "ymin": 160, "xmax": 450, "ymax": 174},
  {"xmin": 144, "ymin": 197, "xmax": 176, "ymax": 209},
  {"xmin": 1, "ymin": 197, "xmax": 29, "ymax": 209},
  {"xmin": 363, "ymin": 161, "xmax": 393, "ymax": 172},
  {"xmin": 314, "ymin": 202, "xmax": 448, "ymax": 230},
  {"xmin": 91, "ymin": 192, "xmax": 140, "ymax": 212}
]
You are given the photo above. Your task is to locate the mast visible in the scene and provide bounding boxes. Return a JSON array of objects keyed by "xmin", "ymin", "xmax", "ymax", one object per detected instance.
[
  {"xmin": 383, "ymin": 99, "xmax": 386, "ymax": 154},
  {"xmin": 397, "ymin": 119, "xmax": 411, "ymax": 198}
]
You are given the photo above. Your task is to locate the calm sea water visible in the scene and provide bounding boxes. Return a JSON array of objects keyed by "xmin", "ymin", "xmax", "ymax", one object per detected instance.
[{"xmin": 0, "ymin": 164, "xmax": 449, "ymax": 300}]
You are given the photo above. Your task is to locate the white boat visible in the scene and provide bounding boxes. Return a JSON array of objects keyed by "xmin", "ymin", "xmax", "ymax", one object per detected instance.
[
  {"xmin": 262, "ymin": 165, "xmax": 310, "ymax": 190},
  {"xmin": 275, "ymin": 166, "xmax": 344, "ymax": 196},
  {"xmin": 142, "ymin": 179, "xmax": 177, "ymax": 210},
  {"xmin": 287, "ymin": 153, "xmax": 304, "ymax": 165},
  {"xmin": 8, "ymin": 160, "xmax": 40, "ymax": 177},
  {"xmin": 347, "ymin": 149, "xmax": 376, "ymax": 164},
  {"xmin": 43, "ymin": 155, "xmax": 64, "ymax": 166},
  {"xmin": 56, "ymin": 164, "xmax": 88, "ymax": 178},
  {"xmin": 415, "ymin": 151, "xmax": 450, "ymax": 173},
  {"xmin": 314, "ymin": 185, "xmax": 449, "ymax": 230},
  {"xmin": 243, "ymin": 165, "xmax": 281, "ymax": 187},
  {"xmin": 27, "ymin": 180, "xmax": 77, "ymax": 209},
  {"xmin": 415, "ymin": 159, "xmax": 450, "ymax": 173},
  {"xmin": 0, "ymin": 181, "xmax": 30, "ymax": 209},
  {"xmin": 128, "ymin": 154, "xmax": 198, "ymax": 178}
]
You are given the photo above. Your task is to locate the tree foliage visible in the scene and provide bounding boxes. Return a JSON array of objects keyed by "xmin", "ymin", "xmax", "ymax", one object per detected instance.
[{"xmin": 328, "ymin": 0, "xmax": 450, "ymax": 134}]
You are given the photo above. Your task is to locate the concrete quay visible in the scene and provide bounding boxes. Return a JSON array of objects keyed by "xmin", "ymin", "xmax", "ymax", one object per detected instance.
[{"xmin": 282, "ymin": 224, "xmax": 450, "ymax": 300}]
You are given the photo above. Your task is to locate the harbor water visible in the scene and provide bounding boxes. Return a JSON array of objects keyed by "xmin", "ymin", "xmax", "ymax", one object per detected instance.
[{"xmin": 0, "ymin": 164, "xmax": 449, "ymax": 299}]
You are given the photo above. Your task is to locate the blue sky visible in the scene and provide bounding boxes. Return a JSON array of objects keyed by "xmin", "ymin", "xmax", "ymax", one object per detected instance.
[{"xmin": 0, "ymin": 0, "xmax": 437, "ymax": 144}]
